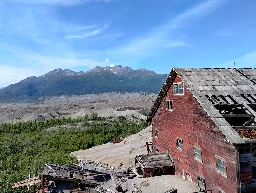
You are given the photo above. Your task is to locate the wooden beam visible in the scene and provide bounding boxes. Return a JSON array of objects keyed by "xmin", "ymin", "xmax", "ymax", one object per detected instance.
[
  {"xmin": 12, "ymin": 177, "xmax": 41, "ymax": 188},
  {"xmin": 222, "ymin": 114, "xmax": 254, "ymax": 118}
]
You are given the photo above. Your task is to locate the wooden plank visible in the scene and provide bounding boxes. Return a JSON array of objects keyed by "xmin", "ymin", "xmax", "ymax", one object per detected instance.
[{"xmin": 222, "ymin": 114, "xmax": 254, "ymax": 118}]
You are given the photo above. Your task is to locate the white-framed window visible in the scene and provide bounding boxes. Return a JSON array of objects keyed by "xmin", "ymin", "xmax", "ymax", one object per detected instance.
[
  {"xmin": 194, "ymin": 146, "xmax": 202, "ymax": 163},
  {"xmin": 216, "ymin": 157, "xmax": 227, "ymax": 176},
  {"xmin": 173, "ymin": 83, "xmax": 184, "ymax": 94},
  {"xmin": 197, "ymin": 176, "xmax": 206, "ymax": 191},
  {"xmin": 166, "ymin": 100, "xmax": 173, "ymax": 110},
  {"xmin": 176, "ymin": 138, "xmax": 183, "ymax": 150}
]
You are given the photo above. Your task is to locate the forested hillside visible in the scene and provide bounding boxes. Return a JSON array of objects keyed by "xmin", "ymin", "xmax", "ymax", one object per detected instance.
[
  {"xmin": 0, "ymin": 114, "xmax": 149, "ymax": 193},
  {"xmin": 0, "ymin": 66, "xmax": 167, "ymax": 103}
]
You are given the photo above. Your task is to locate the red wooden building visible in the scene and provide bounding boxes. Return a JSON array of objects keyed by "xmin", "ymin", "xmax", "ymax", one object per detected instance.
[{"xmin": 148, "ymin": 68, "xmax": 256, "ymax": 193}]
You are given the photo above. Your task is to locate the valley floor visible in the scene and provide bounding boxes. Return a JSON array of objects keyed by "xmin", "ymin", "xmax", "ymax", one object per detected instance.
[{"xmin": 0, "ymin": 93, "xmax": 156, "ymax": 123}]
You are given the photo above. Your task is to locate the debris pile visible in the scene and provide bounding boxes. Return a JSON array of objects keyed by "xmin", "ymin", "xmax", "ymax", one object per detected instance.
[{"xmin": 236, "ymin": 128, "xmax": 256, "ymax": 139}]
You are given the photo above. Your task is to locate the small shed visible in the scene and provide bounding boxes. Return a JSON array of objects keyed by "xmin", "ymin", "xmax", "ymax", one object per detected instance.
[{"xmin": 135, "ymin": 152, "xmax": 175, "ymax": 178}]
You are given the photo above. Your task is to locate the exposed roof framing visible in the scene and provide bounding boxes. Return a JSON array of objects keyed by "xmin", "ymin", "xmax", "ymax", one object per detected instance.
[{"xmin": 148, "ymin": 68, "xmax": 256, "ymax": 144}]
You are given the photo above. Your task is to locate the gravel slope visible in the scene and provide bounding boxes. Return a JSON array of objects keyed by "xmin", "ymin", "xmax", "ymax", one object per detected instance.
[
  {"xmin": 72, "ymin": 126, "xmax": 199, "ymax": 193},
  {"xmin": 72, "ymin": 125, "xmax": 152, "ymax": 169}
]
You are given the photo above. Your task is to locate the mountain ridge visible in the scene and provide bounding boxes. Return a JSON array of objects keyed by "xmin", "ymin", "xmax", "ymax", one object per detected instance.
[{"xmin": 0, "ymin": 65, "xmax": 167, "ymax": 103}]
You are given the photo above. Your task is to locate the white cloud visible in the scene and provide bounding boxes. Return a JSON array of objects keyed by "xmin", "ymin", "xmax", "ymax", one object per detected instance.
[
  {"xmin": 0, "ymin": 1, "xmax": 112, "ymax": 88},
  {"xmin": 219, "ymin": 51, "xmax": 256, "ymax": 68},
  {"xmin": 82, "ymin": 33, "xmax": 123, "ymax": 43},
  {"xmin": 65, "ymin": 24, "xmax": 98, "ymax": 32},
  {"xmin": 166, "ymin": 41, "xmax": 193, "ymax": 48},
  {"xmin": 64, "ymin": 23, "xmax": 110, "ymax": 39},
  {"xmin": 213, "ymin": 27, "xmax": 256, "ymax": 37},
  {"xmin": 214, "ymin": 32, "xmax": 233, "ymax": 36},
  {"xmin": 105, "ymin": 58, "xmax": 109, "ymax": 63},
  {"xmin": 103, "ymin": 0, "xmax": 224, "ymax": 59},
  {"xmin": 214, "ymin": 29, "xmax": 233, "ymax": 36},
  {"xmin": 85, "ymin": 0, "xmax": 113, "ymax": 2},
  {"xmin": 0, "ymin": 65, "xmax": 41, "ymax": 88},
  {"xmin": 0, "ymin": 50, "xmax": 107, "ymax": 88},
  {"xmin": 169, "ymin": 0, "xmax": 223, "ymax": 28},
  {"xmin": 11, "ymin": 49, "xmax": 103, "ymax": 70},
  {"xmin": 1, "ymin": 0, "xmax": 114, "ymax": 6},
  {"xmin": 0, "ymin": 0, "xmax": 226, "ymax": 87}
]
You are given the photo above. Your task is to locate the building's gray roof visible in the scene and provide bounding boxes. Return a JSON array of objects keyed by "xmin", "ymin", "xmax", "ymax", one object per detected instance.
[
  {"xmin": 148, "ymin": 68, "xmax": 256, "ymax": 144},
  {"xmin": 135, "ymin": 152, "xmax": 174, "ymax": 168}
]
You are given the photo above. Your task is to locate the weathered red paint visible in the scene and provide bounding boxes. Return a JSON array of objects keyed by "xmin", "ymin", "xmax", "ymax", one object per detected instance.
[{"xmin": 152, "ymin": 75, "xmax": 238, "ymax": 193}]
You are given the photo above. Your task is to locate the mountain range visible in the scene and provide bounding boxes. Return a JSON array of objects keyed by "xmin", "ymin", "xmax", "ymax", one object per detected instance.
[{"xmin": 0, "ymin": 65, "xmax": 167, "ymax": 103}]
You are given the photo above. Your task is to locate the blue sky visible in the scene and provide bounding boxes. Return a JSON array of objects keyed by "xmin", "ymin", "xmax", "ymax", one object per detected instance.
[{"xmin": 0, "ymin": 0, "xmax": 256, "ymax": 88}]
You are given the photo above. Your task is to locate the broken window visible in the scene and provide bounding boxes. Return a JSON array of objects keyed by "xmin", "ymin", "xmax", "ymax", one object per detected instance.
[
  {"xmin": 194, "ymin": 147, "xmax": 202, "ymax": 163},
  {"xmin": 173, "ymin": 83, "xmax": 184, "ymax": 94},
  {"xmin": 216, "ymin": 157, "xmax": 226, "ymax": 176},
  {"xmin": 197, "ymin": 176, "xmax": 206, "ymax": 191},
  {"xmin": 253, "ymin": 164, "xmax": 256, "ymax": 180},
  {"xmin": 176, "ymin": 139, "xmax": 183, "ymax": 150},
  {"xmin": 154, "ymin": 129, "xmax": 158, "ymax": 138},
  {"xmin": 214, "ymin": 104, "xmax": 255, "ymax": 126},
  {"xmin": 166, "ymin": 100, "xmax": 173, "ymax": 110}
]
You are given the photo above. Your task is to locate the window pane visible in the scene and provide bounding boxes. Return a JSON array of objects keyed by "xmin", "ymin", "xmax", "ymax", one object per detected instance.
[
  {"xmin": 166, "ymin": 101, "xmax": 172, "ymax": 110},
  {"xmin": 177, "ymin": 139, "xmax": 183, "ymax": 150},
  {"xmin": 216, "ymin": 159, "xmax": 223, "ymax": 166},
  {"xmin": 173, "ymin": 84, "xmax": 178, "ymax": 94},
  {"xmin": 155, "ymin": 129, "xmax": 158, "ymax": 137},
  {"xmin": 166, "ymin": 101, "xmax": 169, "ymax": 109},
  {"xmin": 216, "ymin": 158, "xmax": 226, "ymax": 175},
  {"xmin": 178, "ymin": 83, "xmax": 184, "ymax": 94},
  {"xmin": 197, "ymin": 176, "xmax": 205, "ymax": 190},
  {"xmin": 218, "ymin": 166, "xmax": 225, "ymax": 173},
  {"xmin": 198, "ymin": 181, "xmax": 205, "ymax": 190},
  {"xmin": 195, "ymin": 154, "xmax": 202, "ymax": 162},
  {"xmin": 194, "ymin": 147, "xmax": 202, "ymax": 162}
]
